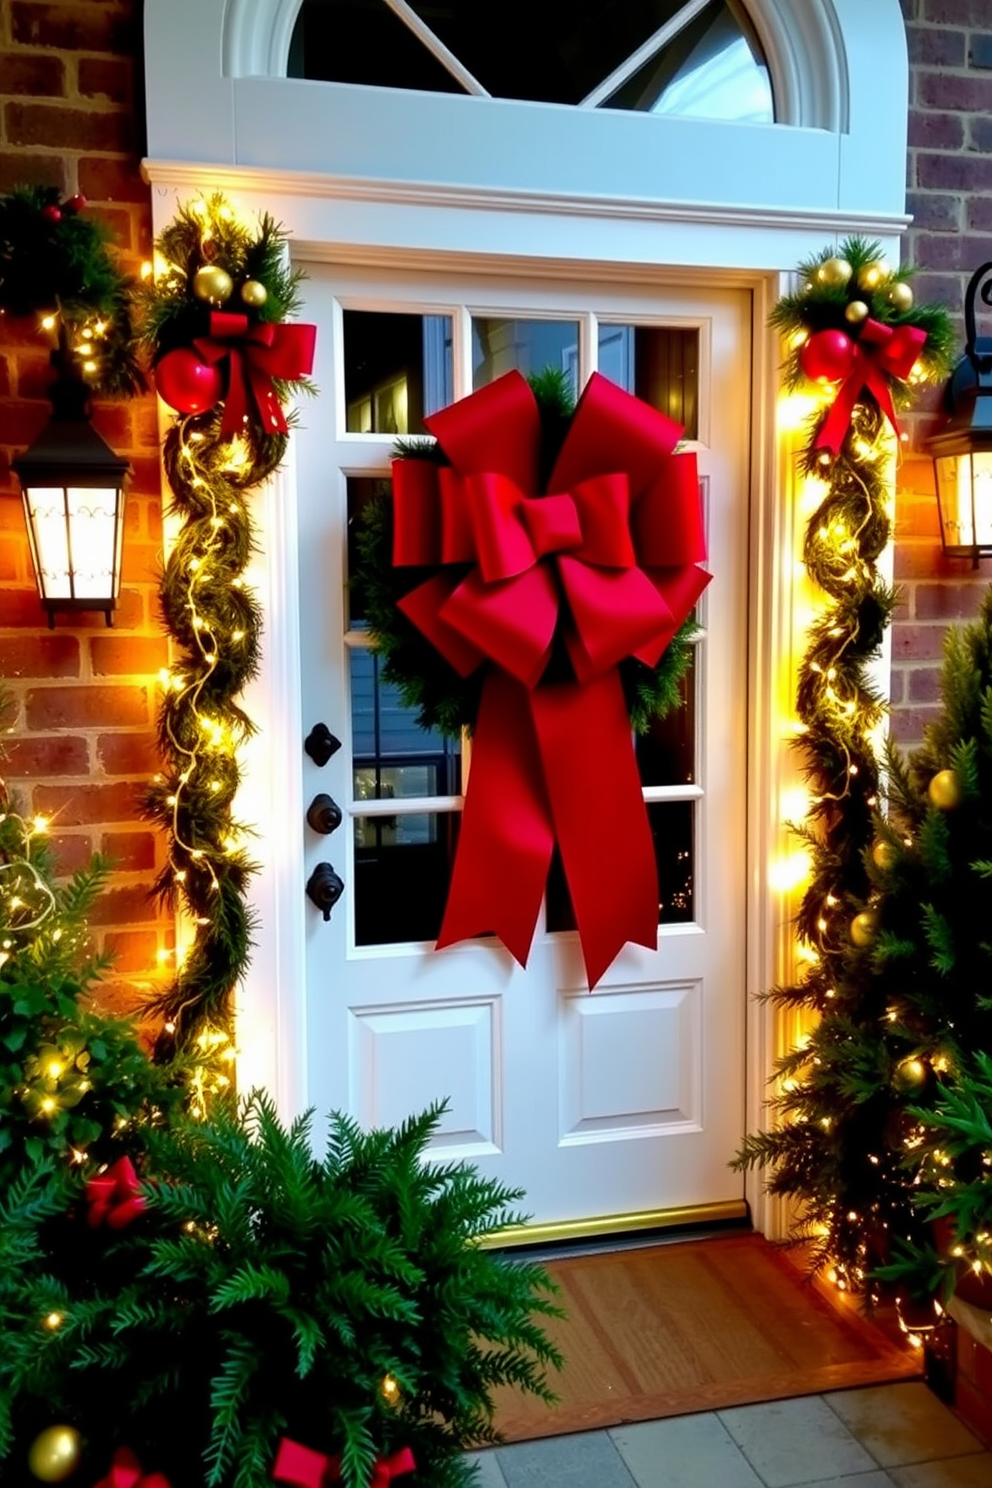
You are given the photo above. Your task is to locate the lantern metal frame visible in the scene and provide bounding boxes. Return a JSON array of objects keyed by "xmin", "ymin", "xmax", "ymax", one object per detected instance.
[
  {"xmin": 928, "ymin": 260, "xmax": 992, "ymax": 568},
  {"xmin": 12, "ymin": 362, "xmax": 130, "ymax": 627}
]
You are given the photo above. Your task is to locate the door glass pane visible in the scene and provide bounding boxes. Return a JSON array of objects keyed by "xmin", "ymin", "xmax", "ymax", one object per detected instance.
[
  {"xmin": 545, "ymin": 800, "xmax": 694, "ymax": 930},
  {"xmin": 289, "ymin": 1, "xmax": 775, "ymax": 122},
  {"xmin": 346, "ymin": 475, "xmax": 392, "ymax": 629},
  {"xmin": 354, "ymin": 812, "xmax": 460, "ymax": 945},
  {"xmin": 635, "ymin": 661, "xmax": 696, "ymax": 787},
  {"xmin": 598, "ymin": 324, "xmax": 698, "ymax": 439},
  {"xmin": 343, "ymin": 311, "xmax": 453, "ymax": 434},
  {"xmin": 472, "ymin": 317, "xmax": 579, "ymax": 398},
  {"xmin": 349, "ymin": 648, "xmax": 461, "ymax": 798}
]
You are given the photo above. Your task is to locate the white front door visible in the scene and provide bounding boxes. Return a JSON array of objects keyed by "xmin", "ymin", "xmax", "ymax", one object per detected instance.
[{"xmin": 295, "ymin": 260, "xmax": 750, "ymax": 1234}]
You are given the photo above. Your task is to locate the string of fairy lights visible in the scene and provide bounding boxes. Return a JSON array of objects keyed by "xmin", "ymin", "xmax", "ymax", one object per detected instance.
[
  {"xmin": 735, "ymin": 239, "xmax": 955, "ymax": 1322},
  {"xmin": 141, "ymin": 193, "xmax": 309, "ymax": 1058}
]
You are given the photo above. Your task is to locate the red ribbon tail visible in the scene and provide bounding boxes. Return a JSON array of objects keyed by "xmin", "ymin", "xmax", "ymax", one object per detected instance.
[
  {"xmin": 272, "ymin": 1438, "xmax": 334, "ymax": 1488},
  {"xmin": 814, "ymin": 373, "xmax": 861, "ymax": 456},
  {"xmin": 247, "ymin": 361, "xmax": 290, "ymax": 435},
  {"xmin": 530, "ymin": 671, "xmax": 658, "ymax": 987},
  {"xmin": 437, "ymin": 670, "xmax": 553, "ymax": 967},
  {"xmin": 220, "ymin": 350, "xmax": 250, "ymax": 435}
]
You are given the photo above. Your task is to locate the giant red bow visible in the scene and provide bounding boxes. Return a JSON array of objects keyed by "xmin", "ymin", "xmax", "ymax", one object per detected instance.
[
  {"xmin": 195, "ymin": 311, "xmax": 316, "ymax": 436},
  {"xmin": 273, "ymin": 1436, "xmax": 415, "ymax": 1488},
  {"xmin": 86, "ymin": 1155, "xmax": 146, "ymax": 1229},
  {"xmin": 94, "ymin": 1447, "xmax": 170, "ymax": 1488},
  {"xmin": 392, "ymin": 371, "xmax": 710, "ymax": 986},
  {"xmin": 815, "ymin": 318, "xmax": 926, "ymax": 456}
]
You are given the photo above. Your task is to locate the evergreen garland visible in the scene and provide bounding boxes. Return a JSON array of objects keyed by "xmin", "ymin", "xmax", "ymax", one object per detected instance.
[
  {"xmin": 0, "ymin": 184, "xmax": 143, "ymax": 396},
  {"xmin": 140, "ymin": 196, "xmax": 314, "ymax": 1051},
  {"xmin": 733, "ymin": 238, "xmax": 956, "ymax": 1297},
  {"xmin": 352, "ymin": 370, "xmax": 699, "ymax": 740}
]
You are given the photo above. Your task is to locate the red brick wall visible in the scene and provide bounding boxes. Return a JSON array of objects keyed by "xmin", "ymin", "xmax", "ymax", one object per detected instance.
[
  {"xmin": 0, "ymin": 0, "xmax": 170, "ymax": 1013},
  {"xmin": 895, "ymin": 0, "xmax": 992, "ymax": 748}
]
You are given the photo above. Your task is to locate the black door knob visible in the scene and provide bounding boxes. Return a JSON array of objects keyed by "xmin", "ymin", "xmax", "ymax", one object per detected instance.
[
  {"xmin": 306, "ymin": 793, "xmax": 342, "ymax": 835},
  {"xmin": 304, "ymin": 722, "xmax": 342, "ymax": 767},
  {"xmin": 306, "ymin": 862, "xmax": 344, "ymax": 921}
]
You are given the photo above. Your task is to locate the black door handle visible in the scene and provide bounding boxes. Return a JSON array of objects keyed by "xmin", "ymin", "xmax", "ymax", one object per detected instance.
[
  {"xmin": 306, "ymin": 793, "xmax": 342, "ymax": 835},
  {"xmin": 306, "ymin": 862, "xmax": 344, "ymax": 921},
  {"xmin": 304, "ymin": 722, "xmax": 342, "ymax": 767}
]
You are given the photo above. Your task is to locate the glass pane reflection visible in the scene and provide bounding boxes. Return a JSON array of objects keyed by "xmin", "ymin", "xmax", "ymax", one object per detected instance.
[
  {"xmin": 598, "ymin": 324, "xmax": 698, "ymax": 439},
  {"xmin": 343, "ymin": 311, "xmax": 452, "ymax": 434},
  {"xmin": 350, "ymin": 648, "xmax": 462, "ymax": 799},
  {"xmin": 473, "ymin": 318, "xmax": 579, "ymax": 399}
]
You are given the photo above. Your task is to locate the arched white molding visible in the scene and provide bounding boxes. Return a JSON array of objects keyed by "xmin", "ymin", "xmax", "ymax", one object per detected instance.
[
  {"xmin": 217, "ymin": 0, "xmax": 854, "ymax": 133},
  {"xmin": 221, "ymin": 0, "xmax": 302, "ymax": 77},
  {"xmin": 148, "ymin": 0, "xmax": 907, "ymax": 223}
]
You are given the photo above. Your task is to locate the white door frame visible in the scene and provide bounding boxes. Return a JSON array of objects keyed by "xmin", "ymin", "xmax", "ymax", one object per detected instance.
[{"xmin": 142, "ymin": 0, "xmax": 910, "ymax": 1240}]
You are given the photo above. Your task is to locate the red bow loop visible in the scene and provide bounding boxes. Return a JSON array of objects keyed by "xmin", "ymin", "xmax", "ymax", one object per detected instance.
[
  {"xmin": 194, "ymin": 311, "xmax": 316, "ymax": 437},
  {"xmin": 94, "ymin": 1448, "xmax": 170, "ymax": 1488},
  {"xmin": 815, "ymin": 318, "xmax": 927, "ymax": 456},
  {"xmin": 392, "ymin": 370, "xmax": 709, "ymax": 984},
  {"xmin": 86, "ymin": 1156, "xmax": 146, "ymax": 1229}
]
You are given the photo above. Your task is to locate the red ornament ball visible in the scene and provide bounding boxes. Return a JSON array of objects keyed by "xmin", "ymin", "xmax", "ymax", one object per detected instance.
[
  {"xmin": 63, "ymin": 194, "xmax": 87, "ymax": 214},
  {"xmin": 40, "ymin": 204, "xmax": 62, "ymax": 223},
  {"xmin": 154, "ymin": 347, "xmax": 223, "ymax": 415},
  {"xmin": 799, "ymin": 328, "xmax": 856, "ymax": 384}
]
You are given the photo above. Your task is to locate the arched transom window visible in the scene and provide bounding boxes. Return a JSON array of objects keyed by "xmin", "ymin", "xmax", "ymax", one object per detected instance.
[{"xmin": 288, "ymin": 0, "xmax": 774, "ymax": 121}]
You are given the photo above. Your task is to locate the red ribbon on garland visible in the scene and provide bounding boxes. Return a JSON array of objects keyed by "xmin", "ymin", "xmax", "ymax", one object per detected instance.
[
  {"xmin": 94, "ymin": 1448, "xmax": 170, "ymax": 1488},
  {"xmin": 814, "ymin": 318, "xmax": 927, "ymax": 456},
  {"xmin": 86, "ymin": 1156, "xmax": 146, "ymax": 1229},
  {"xmin": 392, "ymin": 370, "xmax": 710, "ymax": 987},
  {"xmin": 273, "ymin": 1436, "xmax": 416, "ymax": 1488},
  {"xmin": 194, "ymin": 311, "xmax": 316, "ymax": 436}
]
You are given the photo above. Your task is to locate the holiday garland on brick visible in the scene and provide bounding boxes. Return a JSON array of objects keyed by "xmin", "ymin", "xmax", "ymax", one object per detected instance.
[
  {"xmin": 734, "ymin": 238, "xmax": 955, "ymax": 1296},
  {"xmin": 140, "ymin": 194, "xmax": 316, "ymax": 1050}
]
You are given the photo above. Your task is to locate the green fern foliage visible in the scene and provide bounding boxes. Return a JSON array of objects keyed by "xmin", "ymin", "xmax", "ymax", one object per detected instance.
[{"xmin": 0, "ymin": 1096, "xmax": 562, "ymax": 1488}]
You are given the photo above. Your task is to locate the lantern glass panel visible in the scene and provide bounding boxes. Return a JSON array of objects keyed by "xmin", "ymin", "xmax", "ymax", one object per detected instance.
[
  {"xmin": 936, "ymin": 451, "xmax": 992, "ymax": 553},
  {"xmin": 66, "ymin": 486, "xmax": 121, "ymax": 599},
  {"xmin": 24, "ymin": 486, "xmax": 72, "ymax": 599}
]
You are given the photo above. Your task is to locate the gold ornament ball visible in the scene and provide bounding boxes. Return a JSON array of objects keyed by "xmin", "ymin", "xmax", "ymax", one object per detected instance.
[
  {"xmin": 893, "ymin": 1056, "xmax": 928, "ymax": 1094},
  {"xmin": 885, "ymin": 280, "xmax": 914, "ymax": 313},
  {"xmin": 816, "ymin": 256, "xmax": 853, "ymax": 289},
  {"xmin": 928, "ymin": 768, "xmax": 962, "ymax": 811},
  {"xmin": 240, "ymin": 278, "xmax": 268, "ymax": 308},
  {"xmin": 871, "ymin": 839, "xmax": 898, "ymax": 872},
  {"xmin": 857, "ymin": 260, "xmax": 890, "ymax": 293},
  {"xmin": 850, "ymin": 910, "xmax": 877, "ymax": 948},
  {"xmin": 192, "ymin": 265, "xmax": 234, "ymax": 306},
  {"xmin": 27, "ymin": 1426, "xmax": 82, "ymax": 1483},
  {"xmin": 844, "ymin": 299, "xmax": 870, "ymax": 325}
]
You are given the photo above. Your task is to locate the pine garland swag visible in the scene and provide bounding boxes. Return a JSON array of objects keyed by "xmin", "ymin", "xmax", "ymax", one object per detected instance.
[
  {"xmin": 733, "ymin": 239, "xmax": 956, "ymax": 1294},
  {"xmin": 141, "ymin": 196, "xmax": 315, "ymax": 1050},
  {"xmin": 0, "ymin": 183, "xmax": 144, "ymax": 396},
  {"xmin": 352, "ymin": 371, "xmax": 700, "ymax": 740}
]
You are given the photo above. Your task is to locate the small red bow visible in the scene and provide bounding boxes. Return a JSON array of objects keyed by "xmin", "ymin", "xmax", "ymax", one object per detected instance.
[
  {"xmin": 94, "ymin": 1447, "xmax": 170, "ymax": 1488},
  {"xmin": 86, "ymin": 1156, "xmax": 146, "ymax": 1229},
  {"xmin": 273, "ymin": 1436, "xmax": 416, "ymax": 1488},
  {"xmin": 194, "ymin": 311, "xmax": 317, "ymax": 436},
  {"xmin": 815, "ymin": 318, "xmax": 927, "ymax": 456}
]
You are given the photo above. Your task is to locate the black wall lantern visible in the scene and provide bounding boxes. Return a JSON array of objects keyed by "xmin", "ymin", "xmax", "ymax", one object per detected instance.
[
  {"xmin": 928, "ymin": 261, "xmax": 992, "ymax": 567},
  {"xmin": 12, "ymin": 357, "xmax": 129, "ymax": 627}
]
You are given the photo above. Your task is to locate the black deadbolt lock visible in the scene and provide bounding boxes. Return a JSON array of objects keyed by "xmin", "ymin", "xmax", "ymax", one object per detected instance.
[
  {"xmin": 306, "ymin": 793, "xmax": 342, "ymax": 835},
  {"xmin": 304, "ymin": 722, "xmax": 342, "ymax": 767},
  {"xmin": 306, "ymin": 862, "xmax": 344, "ymax": 921}
]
